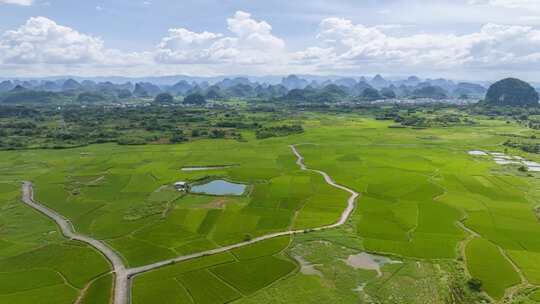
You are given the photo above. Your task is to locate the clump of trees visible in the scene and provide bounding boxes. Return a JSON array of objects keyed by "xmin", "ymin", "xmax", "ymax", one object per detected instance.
[
  {"xmin": 256, "ymin": 125, "xmax": 304, "ymax": 139},
  {"xmin": 184, "ymin": 93, "xmax": 206, "ymax": 105},
  {"xmin": 154, "ymin": 93, "xmax": 174, "ymax": 103},
  {"xmin": 467, "ymin": 278, "xmax": 482, "ymax": 292},
  {"xmin": 504, "ymin": 139, "xmax": 539, "ymax": 154},
  {"xmin": 470, "ymin": 105, "xmax": 540, "ymax": 130},
  {"xmin": 0, "ymin": 104, "xmax": 265, "ymax": 150},
  {"xmin": 378, "ymin": 108, "xmax": 476, "ymax": 128},
  {"xmin": 170, "ymin": 131, "xmax": 187, "ymax": 143}
]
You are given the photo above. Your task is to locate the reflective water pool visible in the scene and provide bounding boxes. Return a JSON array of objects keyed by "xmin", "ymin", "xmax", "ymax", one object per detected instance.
[{"xmin": 190, "ymin": 180, "xmax": 246, "ymax": 196}]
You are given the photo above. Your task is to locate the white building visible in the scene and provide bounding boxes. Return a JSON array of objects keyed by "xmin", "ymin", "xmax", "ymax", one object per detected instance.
[{"xmin": 174, "ymin": 181, "xmax": 188, "ymax": 191}]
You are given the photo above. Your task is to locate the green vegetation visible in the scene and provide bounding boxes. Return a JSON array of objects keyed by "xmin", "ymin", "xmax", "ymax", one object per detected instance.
[
  {"xmin": 485, "ymin": 78, "xmax": 539, "ymax": 107},
  {"xmin": 231, "ymin": 236, "xmax": 290, "ymax": 260},
  {"xmin": 504, "ymin": 138, "xmax": 540, "ymax": 154},
  {"xmin": 1, "ymin": 88, "xmax": 63, "ymax": 103},
  {"xmin": 0, "ymin": 179, "xmax": 110, "ymax": 304},
  {"xmin": 154, "ymin": 93, "xmax": 175, "ymax": 104},
  {"xmin": 77, "ymin": 92, "xmax": 107, "ymax": 103},
  {"xmin": 0, "ymin": 104, "xmax": 296, "ymax": 149},
  {"xmin": 360, "ymin": 87, "xmax": 382, "ymax": 101},
  {"xmin": 80, "ymin": 274, "xmax": 113, "ymax": 304},
  {"xmin": 1, "ymin": 133, "xmax": 345, "ymax": 268},
  {"xmin": 255, "ymin": 124, "xmax": 304, "ymax": 139},
  {"xmin": 184, "ymin": 93, "xmax": 206, "ymax": 105},
  {"xmin": 132, "ymin": 253, "xmax": 238, "ymax": 304},
  {"xmin": 465, "ymin": 238, "xmax": 521, "ymax": 299},
  {"xmin": 211, "ymin": 256, "xmax": 296, "ymax": 294},
  {"xmin": 2, "ymin": 102, "xmax": 540, "ymax": 303}
]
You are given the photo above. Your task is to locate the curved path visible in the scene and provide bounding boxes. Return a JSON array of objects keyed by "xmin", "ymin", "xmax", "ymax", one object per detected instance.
[
  {"xmin": 21, "ymin": 144, "xmax": 360, "ymax": 304},
  {"xmin": 21, "ymin": 181, "xmax": 129, "ymax": 304}
]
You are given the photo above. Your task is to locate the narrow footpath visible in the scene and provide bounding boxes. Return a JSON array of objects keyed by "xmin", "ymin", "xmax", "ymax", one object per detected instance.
[{"xmin": 21, "ymin": 144, "xmax": 360, "ymax": 304}]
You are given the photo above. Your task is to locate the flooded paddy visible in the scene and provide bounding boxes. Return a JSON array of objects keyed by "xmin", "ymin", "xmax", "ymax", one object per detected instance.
[
  {"xmin": 345, "ymin": 252, "xmax": 401, "ymax": 276},
  {"xmin": 468, "ymin": 150, "xmax": 488, "ymax": 156},
  {"xmin": 294, "ymin": 255, "xmax": 323, "ymax": 278},
  {"xmin": 181, "ymin": 165, "xmax": 235, "ymax": 172},
  {"xmin": 468, "ymin": 150, "xmax": 540, "ymax": 171}
]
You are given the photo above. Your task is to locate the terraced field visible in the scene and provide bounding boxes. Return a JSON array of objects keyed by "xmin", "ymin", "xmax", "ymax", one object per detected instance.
[{"xmin": 1, "ymin": 113, "xmax": 540, "ymax": 303}]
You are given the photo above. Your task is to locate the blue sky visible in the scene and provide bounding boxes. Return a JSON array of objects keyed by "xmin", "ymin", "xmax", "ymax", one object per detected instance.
[{"xmin": 1, "ymin": 0, "xmax": 540, "ymax": 80}]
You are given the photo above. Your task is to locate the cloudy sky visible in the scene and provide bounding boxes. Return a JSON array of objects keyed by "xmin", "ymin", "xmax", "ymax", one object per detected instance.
[{"xmin": 1, "ymin": 0, "xmax": 540, "ymax": 80}]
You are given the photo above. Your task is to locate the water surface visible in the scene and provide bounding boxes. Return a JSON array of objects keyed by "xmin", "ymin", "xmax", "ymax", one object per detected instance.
[
  {"xmin": 345, "ymin": 252, "xmax": 401, "ymax": 276},
  {"xmin": 190, "ymin": 180, "xmax": 246, "ymax": 196},
  {"xmin": 181, "ymin": 165, "xmax": 233, "ymax": 172}
]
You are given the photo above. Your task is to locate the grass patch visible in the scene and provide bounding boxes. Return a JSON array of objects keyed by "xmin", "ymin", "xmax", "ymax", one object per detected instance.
[{"xmin": 465, "ymin": 238, "xmax": 521, "ymax": 299}]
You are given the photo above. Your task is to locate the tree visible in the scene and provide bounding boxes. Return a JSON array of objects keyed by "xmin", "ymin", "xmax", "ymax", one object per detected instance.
[
  {"xmin": 154, "ymin": 93, "xmax": 174, "ymax": 103},
  {"xmin": 183, "ymin": 93, "xmax": 206, "ymax": 105},
  {"xmin": 467, "ymin": 278, "xmax": 482, "ymax": 292},
  {"xmin": 485, "ymin": 78, "xmax": 539, "ymax": 107},
  {"xmin": 518, "ymin": 165, "xmax": 528, "ymax": 172},
  {"xmin": 170, "ymin": 131, "xmax": 186, "ymax": 143},
  {"xmin": 209, "ymin": 129, "xmax": 226, "ymax": 138}
]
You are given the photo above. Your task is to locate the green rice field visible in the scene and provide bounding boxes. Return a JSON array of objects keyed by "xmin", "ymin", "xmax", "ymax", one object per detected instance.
[{"xmin": 1, "ymin": 112, "xmax": 539, "ymax": 303}]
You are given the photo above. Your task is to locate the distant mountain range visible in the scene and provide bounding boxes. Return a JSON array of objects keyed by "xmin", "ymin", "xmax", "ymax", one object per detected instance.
[
  {"xmin": 0, "ymin": 74, "xmax": 495, "ymax": 86},
  {"xmin": 1, "ymin": 74, "xmax": 534, "ymax": 104}
]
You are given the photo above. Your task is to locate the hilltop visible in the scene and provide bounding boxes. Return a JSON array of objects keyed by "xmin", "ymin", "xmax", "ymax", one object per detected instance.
[{"xmin": 485, "ymin": 78, "xmax": 539, "ymax": 107}]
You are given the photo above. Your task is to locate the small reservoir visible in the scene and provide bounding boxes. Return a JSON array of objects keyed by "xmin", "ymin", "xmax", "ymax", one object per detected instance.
[
  {"xmin": 181, "ymin": 165, "xmax": 234, "ymax": 172},
  {"xmin": 190, "ymin": 180, "xmax": 246, "ymax": 196}
]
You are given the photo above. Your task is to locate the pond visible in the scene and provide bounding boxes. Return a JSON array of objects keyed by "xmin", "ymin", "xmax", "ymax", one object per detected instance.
[
  {"xmin": 190, "ymin": 180, "xmax": 246, "ymax": 196},
  {"xmin": 181, "ymin": 165, "xmax": 234, "ymax": 172}
]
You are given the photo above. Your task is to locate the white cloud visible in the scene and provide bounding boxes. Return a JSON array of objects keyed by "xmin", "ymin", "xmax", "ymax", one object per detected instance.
[
  {"xmin": 0, "ymin": 0, "xmax": 32, "ymax": 6},
  {"xmin": 292, "ymin": 47, "xmax": 336, "ymax": 65},
  {"xmin": 154, "ymin": 28, "xmax": 222, "ymax": 63},
  {"xmin": 0, "ymin": 16, "xmax": 147, "ymax": 66},
  {"xmin": 468, "ymin": 0, "xmax": 540, "ymax": 10},
  {"xmin": 2, "ymin": 11, "xmax": 540, "ymax": 78},
  {"xmin": 155, "ymin": 11, "xmax": 286, "ymax": 65},
  {"xmin": 294, "ymin": 17, "xmax": 540, "ymax": 73},
  {"xmin": 0, "ymin": 13, "xmax": 290, "ymax": 76},
  {"xmin": 0, "ymin": 17, "xmax": 105, "ymax": 64}
]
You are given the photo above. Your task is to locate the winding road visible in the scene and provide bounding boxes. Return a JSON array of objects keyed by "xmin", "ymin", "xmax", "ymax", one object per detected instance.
[
  {"xmin": 21, "ymin": 144, "xmax": 360, "ymax": 304},
  {"xmin": 21, "ymin": 181, "xmax": 130, "ymax": 304}
]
